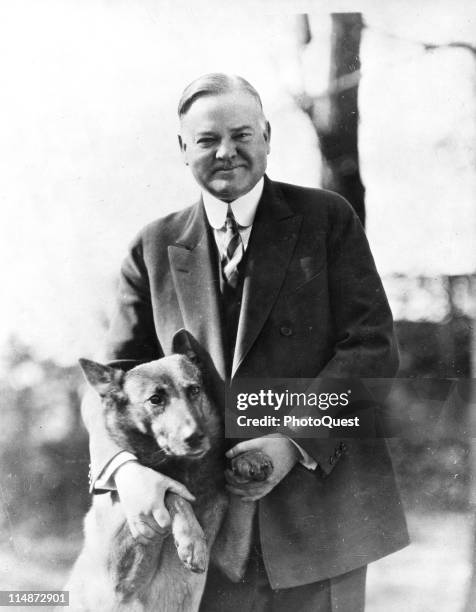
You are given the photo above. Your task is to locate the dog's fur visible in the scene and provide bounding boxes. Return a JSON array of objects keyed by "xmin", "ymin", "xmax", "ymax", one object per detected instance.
[{"xmin": 66, "ymin": 336, "xmax": 272, "ymax": 612}]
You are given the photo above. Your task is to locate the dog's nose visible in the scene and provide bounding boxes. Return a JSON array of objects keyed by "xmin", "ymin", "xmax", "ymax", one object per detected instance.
[{"xmin": 185, "ymin": 431, "xmax": 205, "ymax": 449}]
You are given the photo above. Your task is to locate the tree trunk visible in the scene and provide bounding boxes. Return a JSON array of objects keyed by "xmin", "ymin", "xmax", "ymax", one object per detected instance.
[
  {"xmin": 464, "ymin": 275, "xmax": 476, "ymax": 611},
  {"xmin": 308, "ymin": 13, "xmax": 366, "ymax": 225}
]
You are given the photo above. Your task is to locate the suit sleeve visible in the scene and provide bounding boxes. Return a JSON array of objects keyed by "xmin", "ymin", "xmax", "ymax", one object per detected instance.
[
  {"xmin": 104, "ymin": 238, "xmax": 162, "ymax": 364},
  {"xmin": 82, "ymin": 236, "xmax": 163, "ymax": 491},
  {"xmin": 295, "ymin": 196, "xmax": 399, "ymax": 475}
]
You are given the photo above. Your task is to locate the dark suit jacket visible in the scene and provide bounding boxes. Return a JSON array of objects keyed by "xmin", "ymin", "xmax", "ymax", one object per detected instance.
[{"xmin": 83, "ymin": 176, "xmax": 409, "ymax": 589}]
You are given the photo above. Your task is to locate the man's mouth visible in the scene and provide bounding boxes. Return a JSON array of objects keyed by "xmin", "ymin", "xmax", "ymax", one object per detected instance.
[{"xmin": 214, "ymin": 166, "xmax": 244, "ymax": 173}]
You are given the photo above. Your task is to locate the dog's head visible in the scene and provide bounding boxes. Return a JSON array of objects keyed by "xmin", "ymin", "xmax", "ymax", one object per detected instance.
[{"xmin": 80, "ymin": 353, "xmax": 219, "ymax": 462}]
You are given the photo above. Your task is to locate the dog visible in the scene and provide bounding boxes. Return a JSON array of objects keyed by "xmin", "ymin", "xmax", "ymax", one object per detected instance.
[{"xmin": 66, "ymin": 332, "xmax": 273, "ymax": 611}]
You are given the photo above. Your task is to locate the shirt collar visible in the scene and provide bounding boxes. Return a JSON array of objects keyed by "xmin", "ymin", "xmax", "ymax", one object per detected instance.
[{"xmin": 202, "ymin": 178, "xmax": 264, "ymax": 229}]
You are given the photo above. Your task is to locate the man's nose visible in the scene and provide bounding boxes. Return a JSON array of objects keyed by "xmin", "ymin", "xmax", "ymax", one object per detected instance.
[{"xmin": 215, "ymin": 138, "xmax": 237, "ymax": 160}]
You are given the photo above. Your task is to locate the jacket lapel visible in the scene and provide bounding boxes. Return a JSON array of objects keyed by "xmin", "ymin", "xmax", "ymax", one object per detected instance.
[
  {"xmin": 232, "ymin": 179, "xmax": 302, "ymax": 377},
  {"xmin": 168, "ymin": 202, "xmax": 227, "ymax": 382}
]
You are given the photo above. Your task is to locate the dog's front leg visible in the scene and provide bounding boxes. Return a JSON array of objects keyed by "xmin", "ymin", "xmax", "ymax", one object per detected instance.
[
  {"xmin": 212, "ymin": 450, "xmax": 274, "ymax": 583},
  {"xmin": 165, "ymin": 492, "xmax": 208, "ymax": 573},
  {"xmin": 211, "ymin": 495, "xmax": 256, "ymax": 583}
]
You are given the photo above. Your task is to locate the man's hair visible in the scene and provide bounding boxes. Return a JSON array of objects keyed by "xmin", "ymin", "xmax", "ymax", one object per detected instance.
[{"xmin": 178, "ymin": 73, "xmax": 264, "ymax": 118}]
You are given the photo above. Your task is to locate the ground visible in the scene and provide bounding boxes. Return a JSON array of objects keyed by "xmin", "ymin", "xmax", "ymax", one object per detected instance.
[{"xmin": 0, "ymin": 511, "xmax": 472, "ymax": 611}]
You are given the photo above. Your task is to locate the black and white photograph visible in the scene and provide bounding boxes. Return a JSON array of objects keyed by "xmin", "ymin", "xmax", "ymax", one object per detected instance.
[{"xmin": 1, "ymin": 1, "xmax": 475, "ymax": 610}]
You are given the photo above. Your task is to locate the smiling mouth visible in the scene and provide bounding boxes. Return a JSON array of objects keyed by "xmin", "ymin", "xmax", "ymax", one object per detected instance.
[{"xmin": 214, "ymin": 166, "xmax": 244, "ymax": 173}]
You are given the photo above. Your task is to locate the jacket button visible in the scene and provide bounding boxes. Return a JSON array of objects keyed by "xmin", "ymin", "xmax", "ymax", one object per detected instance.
[
  {"xmin": 280, "ymin": 326, "xmax": 293, "ymax": 337},
  {"xmin": 329, "ymin": 456, "xmax": 335, "ymax": 465}
]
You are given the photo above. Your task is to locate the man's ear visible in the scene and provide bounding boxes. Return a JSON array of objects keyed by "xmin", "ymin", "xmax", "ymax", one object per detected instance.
[
  {"xmin": 178, "ymin": 134, "xmax": 188, "ymax": 165},
  {"xmin": 264, "ymin": 121, "xmax": 271, "ymax": 153},
  {"xmin": 78, "ymin": 358, "xmax": 124, "ymax": 397}
]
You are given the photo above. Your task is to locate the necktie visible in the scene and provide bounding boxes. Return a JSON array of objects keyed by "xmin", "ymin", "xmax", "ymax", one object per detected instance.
[{"xmin": 221, "ymin": 208, "xmax": 244, "ymax": 289}]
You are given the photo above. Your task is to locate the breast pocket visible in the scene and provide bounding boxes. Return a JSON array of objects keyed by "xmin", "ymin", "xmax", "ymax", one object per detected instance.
[
  {"xmin": 290, "ymin": 265, "xmax": 326, "ymax": 295},
  {"xmin": 281, "ymin": 235, "xmax": 327, "ymax": 297},
  {"xmin": 284, "ymin": 272, "xmax": 328, "ymax": 317}
]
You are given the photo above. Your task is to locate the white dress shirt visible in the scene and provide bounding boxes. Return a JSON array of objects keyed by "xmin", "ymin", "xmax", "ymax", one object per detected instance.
[{"xmin": 202, "ymin": 177, "xmax": 264, "ymax": 253}]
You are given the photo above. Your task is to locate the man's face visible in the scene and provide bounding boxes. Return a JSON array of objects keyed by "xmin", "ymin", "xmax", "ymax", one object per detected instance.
[{"xmin": 178, "ymin": 91, "xmax": 271, "ymax": 202}]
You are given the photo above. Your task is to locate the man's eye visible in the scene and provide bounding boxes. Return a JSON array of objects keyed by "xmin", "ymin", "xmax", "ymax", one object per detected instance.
[
  {"xmin": 236, "ymin": 132, "xmax": 251, "ymax": 140},
  {"xmin": 197, "ymin": 138, "xmax": 215, "ymax": 146}
]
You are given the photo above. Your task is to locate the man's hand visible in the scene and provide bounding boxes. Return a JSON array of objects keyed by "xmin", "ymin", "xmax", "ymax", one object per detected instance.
[
  {"xmin": 114, "ymin": 461, "xmax": 195, "ymax": 545},
  {"xmin": 225, "ymin": 434, "xmax": 300, "ymax": 502}
]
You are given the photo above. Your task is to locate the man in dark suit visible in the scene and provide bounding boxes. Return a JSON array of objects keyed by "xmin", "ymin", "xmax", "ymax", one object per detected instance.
[{"xmin": 82, "ymin": 73, "xmax": 409, "ymax": 611}]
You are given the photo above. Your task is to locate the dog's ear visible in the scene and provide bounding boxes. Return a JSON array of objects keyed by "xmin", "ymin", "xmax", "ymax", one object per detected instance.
[
  {"xmin": 172, "ymin": 329, "xmax": 200, "ymax": 366},
  {"xmin": 78, "ymin": 358, "xmax": 124, "ymax": 397}
]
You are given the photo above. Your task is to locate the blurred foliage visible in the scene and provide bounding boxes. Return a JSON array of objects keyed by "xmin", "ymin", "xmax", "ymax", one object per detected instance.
[
  {"xmin": 396, "ymin": 316, "xmax": 471, "ymax": 378},
  {"xmin": 0, "ymin": 338, "xmax": 90, "ymax": 540},
  {"xmin": 385, "ymin": 274, "xmax": 476, "ymax": 326},
  {"xmin": 389, "ymin": 437, "xmax": 469, "ymax": 512},
  {"xmin": 389, "ymin": 314, "xmax": 471, "ymax": 511}
]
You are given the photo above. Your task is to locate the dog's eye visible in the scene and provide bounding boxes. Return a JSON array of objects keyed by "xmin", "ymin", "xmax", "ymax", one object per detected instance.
[
  {"xmin": 188, "ymin": 385, "xmax": 201, "ymax": 398},
  {"xmin": 148, "ymin": 391, "xmax": 166, "ymax": 406}
]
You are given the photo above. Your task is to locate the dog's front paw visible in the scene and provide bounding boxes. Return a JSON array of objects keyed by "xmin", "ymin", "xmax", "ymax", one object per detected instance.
[
  {"xmin": 231, "ymin": 450, "xmax": 273, "ymax": 482},
  {"xmin": 172, "ymin": 512, "xmax": 208, "ymax": 573},
  {"xmin": 175, "ymin": 533, "xmax": 207, "ymax": 573},
  {"xmin": 174, "ymin": 529, "xmax": 207, "ymax": 573}
]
